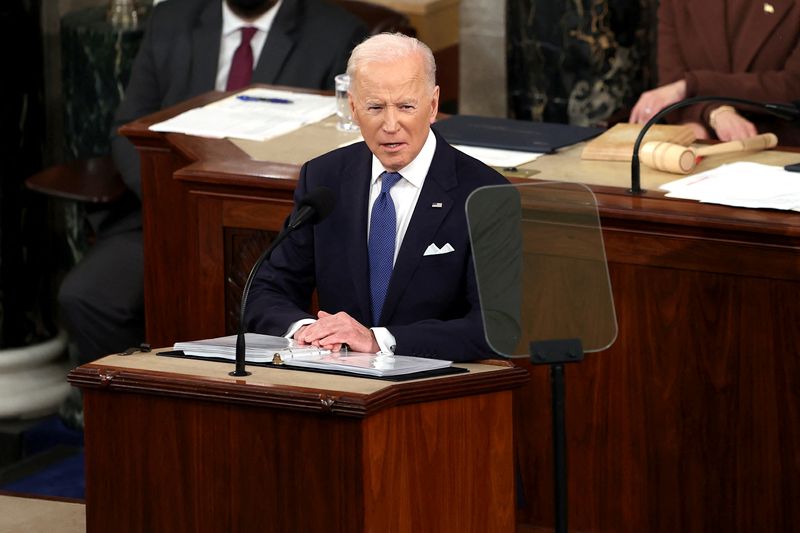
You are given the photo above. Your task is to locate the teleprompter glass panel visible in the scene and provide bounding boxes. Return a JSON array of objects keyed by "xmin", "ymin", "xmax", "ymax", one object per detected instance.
[{"xmin": 466, "ymin": 182, "xmax": 617, "ymax": 358}]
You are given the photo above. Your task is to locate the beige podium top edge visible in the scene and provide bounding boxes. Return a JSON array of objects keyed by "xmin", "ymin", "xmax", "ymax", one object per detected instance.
[{"xmin": 87, "ymin": 349, "xmax": 507, "ymax": 396}]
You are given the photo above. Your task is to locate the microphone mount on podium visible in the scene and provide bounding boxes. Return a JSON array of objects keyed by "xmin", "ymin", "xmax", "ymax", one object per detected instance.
[
  {"xmin": 230, "ymin": 186, "xmax": 335, "ymax": 377},
  {"xmin": 630, "ymin": 96, "xmax": 800, "ymax": 194}
]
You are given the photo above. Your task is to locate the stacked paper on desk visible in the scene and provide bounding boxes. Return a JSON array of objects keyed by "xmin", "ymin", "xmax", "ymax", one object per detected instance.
[
  {"xmin": 174, "ymin": 333, "xmax": 330, "ymax": 363},
  {"xmin": 452, "ymin": 144, "xmax": 544, "ymax": 167},
  {"xmin": 284, "ymin": 352, "xmax": 452, "ymax": 378},
  {"xmin": 173, "ymin": 333, "xmax": 452, "ymax": 377},
  {"xmin": 149, "ymin": 88, "xmax": 336, "ymax": 141},
  {"xmin": 660, "ymin": 162, "xmax": 800, "ymax": 211}
]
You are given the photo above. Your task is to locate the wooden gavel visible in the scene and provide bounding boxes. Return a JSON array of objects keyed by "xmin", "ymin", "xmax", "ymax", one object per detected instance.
[{"xmin": 639, "ymin": 133, "xmax": 778, "ymax": 174}]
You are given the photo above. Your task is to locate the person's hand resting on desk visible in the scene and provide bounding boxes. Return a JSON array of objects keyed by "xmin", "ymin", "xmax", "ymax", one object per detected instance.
[
  {"xmin": 630, "ymin": 83, "xmax": 761, "ymax": 142},
  {"xmin": 629, "ymin": 79, "xmax": 687, "ymax": 124},
  {"xmin": 294, "ymin": 311, "xmax": 381, "ymax": 353},
  {"xmin": 708, "ymin": 105, "xmax": 758, "ymax": 142},
  {"xmin": 629, "ymin": 79, "xmax": 711, "ymax": 140}
]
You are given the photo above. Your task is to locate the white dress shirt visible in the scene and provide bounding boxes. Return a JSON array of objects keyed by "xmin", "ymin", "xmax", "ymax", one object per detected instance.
[
  {"xmin": 366, "ymin": 129, "xmax": 436, "ymax": 352},
  {"xmin": 215, "ymin": 1, "xmax": 283, "ymax": 91},
  {"xmin": 367, "ymin": 128, "xmax": 436, "ymax": 265}
]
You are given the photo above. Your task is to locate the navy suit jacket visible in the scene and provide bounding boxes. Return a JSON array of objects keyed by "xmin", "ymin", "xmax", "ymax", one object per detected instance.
[{"xmin": 245, "ymin": 131, "xmax": 509, "ymax": 361}]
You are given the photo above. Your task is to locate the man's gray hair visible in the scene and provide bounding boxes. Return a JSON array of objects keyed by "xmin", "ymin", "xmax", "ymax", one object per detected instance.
[{"xmin": 346, "ymin": 32, "xmax": 436, "ymax": 90}]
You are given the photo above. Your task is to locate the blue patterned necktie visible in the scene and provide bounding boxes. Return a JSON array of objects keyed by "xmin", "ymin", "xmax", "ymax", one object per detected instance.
[{"xmin": 369, "ymin": 171, "xmax": 404, "ymax": 325}]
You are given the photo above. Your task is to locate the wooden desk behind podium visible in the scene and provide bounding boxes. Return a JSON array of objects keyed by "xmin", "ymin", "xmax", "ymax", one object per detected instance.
[
  {"xmin": 121, "ymin": 92, "xmax": 800, "ymax": 532},
  {"xmin": 69, "ymin": 352, "xmax": 527, "ymax": 532}
]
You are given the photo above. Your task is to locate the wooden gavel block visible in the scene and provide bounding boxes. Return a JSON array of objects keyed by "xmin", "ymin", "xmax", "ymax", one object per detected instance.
[{"xmin": 640, "ymin": 133, "xmax": 778, "ymax": 174}]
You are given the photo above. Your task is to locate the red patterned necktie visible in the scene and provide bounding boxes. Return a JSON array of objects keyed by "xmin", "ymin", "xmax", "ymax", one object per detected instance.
[{"xmin": 226, "ymin": 26, "xmax": 258, "ymax": 91}]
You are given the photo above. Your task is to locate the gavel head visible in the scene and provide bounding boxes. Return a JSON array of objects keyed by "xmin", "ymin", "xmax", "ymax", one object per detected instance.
[{"xmin": 639, "ymin": 141, "xmax": 697, "ymax": 174}]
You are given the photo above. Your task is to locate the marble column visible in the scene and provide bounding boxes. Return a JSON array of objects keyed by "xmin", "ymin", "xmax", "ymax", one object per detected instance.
[
  {"xmin": 507, "ymin": 0, "xmax": 658, "ymax": 126},
  {"xmin": 57, "ymin": 5, "xmax": 145, "ymax": 272},
  {"xmin": 459, "ymin": 0, "xmax": 507, "ymax": 117}
]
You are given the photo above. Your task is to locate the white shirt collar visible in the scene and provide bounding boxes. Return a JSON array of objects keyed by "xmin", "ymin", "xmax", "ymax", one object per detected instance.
[
  {"xmin": 221, "ymin": 0, "xmax": 282, "ymax": 37},
  {"xmin": 370, "ymin": 129, "xmax": 437, "ymax": 189}
]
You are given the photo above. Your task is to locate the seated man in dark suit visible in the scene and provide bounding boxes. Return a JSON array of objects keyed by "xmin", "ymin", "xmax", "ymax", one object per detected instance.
[
  {"xmin": 57, "ymin": 0, "xmax": 368, "ymax": 369},
  {"xmin": 245, "ymin": 33, "xmax": 509, "ymax": 362}
]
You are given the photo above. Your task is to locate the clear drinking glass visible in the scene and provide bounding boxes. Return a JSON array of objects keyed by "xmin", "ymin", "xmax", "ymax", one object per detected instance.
[{"xmin": 334, "ymin": 74, "xmax": 359, "ymax": 132}]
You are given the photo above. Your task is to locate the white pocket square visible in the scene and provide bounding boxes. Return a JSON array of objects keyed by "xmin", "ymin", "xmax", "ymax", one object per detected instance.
[{"xmin": 423, "ymin": 242, "xmax": 455, "ymax": 256}]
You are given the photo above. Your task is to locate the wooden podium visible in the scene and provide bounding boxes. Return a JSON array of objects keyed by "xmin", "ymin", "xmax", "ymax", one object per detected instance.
[
  {"xmin": 119, "ymin": 90, "xmax": 800, "ymax": 532},
  {"xmin": 69, "ymin": 351, "xmax": 528, "ymax": 532}
]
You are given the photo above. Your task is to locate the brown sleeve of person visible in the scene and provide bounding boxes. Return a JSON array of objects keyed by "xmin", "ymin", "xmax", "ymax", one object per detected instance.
[{"xmin": 656, "ymin": 0, "xmax": 800, "ymax": 133}]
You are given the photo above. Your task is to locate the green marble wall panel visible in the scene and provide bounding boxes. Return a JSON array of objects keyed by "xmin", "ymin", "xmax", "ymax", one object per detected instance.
[
  {"xmin": 507, "ymin": 0, "xmax": 658, "ymax": 126},
  {"xmin": 61, "ymin": 6, "xmax": 144, "ymax": 159}
]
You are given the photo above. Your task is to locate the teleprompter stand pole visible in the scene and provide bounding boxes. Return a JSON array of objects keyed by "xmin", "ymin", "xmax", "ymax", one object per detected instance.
[{"xmin": 530, "ymin": 338, "xmax": 584, "ymax": 533}]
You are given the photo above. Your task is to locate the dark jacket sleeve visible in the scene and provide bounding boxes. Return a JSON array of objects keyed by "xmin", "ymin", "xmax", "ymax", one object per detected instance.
[
  {"xmin": 110, "ymin": 6, "xmax": 168, "ymax": 200},
  {"xmin": 244, "ymin": 162, "xmax": 319, "ymax": 335},
  {"xmin": 656, "ymin": 0, "xmax": 713, "ymax": 127}
]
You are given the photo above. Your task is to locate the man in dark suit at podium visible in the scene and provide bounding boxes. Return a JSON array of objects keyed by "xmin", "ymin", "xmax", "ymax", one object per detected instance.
[
  {"xmin": 57, "ymin": 0, "xmax": 367, "ymax": 369},
  {"xmin": 246, "ymin": 33, "xmax": 509, "ymax": 362}
]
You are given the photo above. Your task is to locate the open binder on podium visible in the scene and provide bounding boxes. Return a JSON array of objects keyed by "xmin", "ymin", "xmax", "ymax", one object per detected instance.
[
  {"xmin": 163, "ymin": 333, "xmax": 462, "ymax": 380},
  {"xmin": 466, "ymin": 181, "xmax": 618, "ymax": 533}
]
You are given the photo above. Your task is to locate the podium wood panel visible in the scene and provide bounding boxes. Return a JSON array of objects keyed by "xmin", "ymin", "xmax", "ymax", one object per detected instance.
[
  {"xmin": 79, "ymin": 391, "xmax": 514, "ymax": 532},
  {"xmin": 71, "ymin": 354, "xmax": 527, "ymax": 532},
  {"xmin": 120, "ymin": 90, "xmax": 800, "ymax": 533}
]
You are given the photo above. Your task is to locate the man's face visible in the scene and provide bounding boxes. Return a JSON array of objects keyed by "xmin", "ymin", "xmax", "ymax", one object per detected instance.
[{"xmin": 349, "ymin": 55, "xmax": 439, "ymax": 172}]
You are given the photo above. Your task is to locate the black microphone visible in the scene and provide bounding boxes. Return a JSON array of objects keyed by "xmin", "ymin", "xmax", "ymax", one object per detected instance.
[
  {"xmin": 289, "ymin": 185, "xmax": 336, "ymax": 229},
  {"xmin": 230, "ymin": 186, "xmax": 335, "ymax": 376},
  {"xmin": 763, "ymin": 100, "xmax": 800, "ymax": 121},
  {"xmin": 630, "ymin": 95, "xmax": 800, "ymax": 194}
]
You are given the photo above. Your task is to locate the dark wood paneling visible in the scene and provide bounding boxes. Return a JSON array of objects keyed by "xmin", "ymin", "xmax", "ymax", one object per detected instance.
[
  {"xmin": 224, "ymin": 227, "xmax": 278, "ymax": 334},
  {"xmin": 82, "ymin": 390, "xmax": 363, "ymax": 533},
  {"xmin": 515, "ymin": 249, "xmax": 800, "ymax": 532},
  {"xmin": 362, "ymin": 392, "xmax": 516, "ymax": 532},
  {"xmin": 435, "ymin": 44, "xmax": 459, "ymax": 105}
]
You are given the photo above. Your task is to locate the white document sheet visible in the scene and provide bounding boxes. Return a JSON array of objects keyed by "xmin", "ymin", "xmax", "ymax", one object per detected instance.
[
  {"xmin": 149, "ymin": 88, "xmax": 336, "ymax": 141},
  {"xmin": 453, "ymin": 144, "xmax": 544, "ymax": 168},
  {"xmin": 174, "ymin": 333, "xmax": 330, "ymax": 363},
  {"xmin": 282, "ymin": 352, "xmax": 452, "ymax": 377},
  {"xmin": 660, "ymin": 162, "xmax": 800, "ymax": 211}
]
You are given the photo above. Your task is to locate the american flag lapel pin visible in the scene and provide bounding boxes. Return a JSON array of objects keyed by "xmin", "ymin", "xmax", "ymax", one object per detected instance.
[{"xmin": 432, "ymin": 202, "xmax": 443, "ymax": 208}]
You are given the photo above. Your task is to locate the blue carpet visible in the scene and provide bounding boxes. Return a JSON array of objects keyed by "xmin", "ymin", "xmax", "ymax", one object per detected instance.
[
  {"xmin": 22, "ymin": 415, "xmax": 83, "ymax": 455},
  {"xmin": 1, "ymin": 451, "xmax": 84, "ymax": 499},
  {"xmin": 0, "ymin": 415, "xmax": 85, "ymax": 499}
]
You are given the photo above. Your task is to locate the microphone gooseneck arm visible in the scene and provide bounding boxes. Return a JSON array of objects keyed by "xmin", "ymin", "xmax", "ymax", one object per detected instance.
[
  {"xmin": 230, "ymin": 230, "xmax": 293, "ymax": 377},
  {"xmin": 630, "ymin": 96, "xmax": 799, "ymax": 194},
  {"xmin": 230, "ymin": 186, "xmax": 335, "ymax": 377}
]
